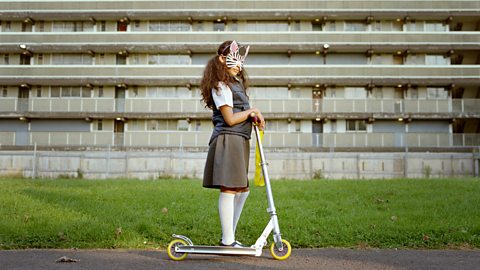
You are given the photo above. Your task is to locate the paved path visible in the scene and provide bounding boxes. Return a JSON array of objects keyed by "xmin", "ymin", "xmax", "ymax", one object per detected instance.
[{"xmin": 1, "ymin": 248, "xmax": 479, "ymax": 270}]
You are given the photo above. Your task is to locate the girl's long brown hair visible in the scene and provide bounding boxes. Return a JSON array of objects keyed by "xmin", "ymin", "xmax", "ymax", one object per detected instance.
[{"xmin": 200, "ymin": 40, "xmax": 249, "ymax": 109}]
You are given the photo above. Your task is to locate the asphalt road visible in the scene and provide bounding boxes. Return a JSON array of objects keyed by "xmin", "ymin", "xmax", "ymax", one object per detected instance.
[{"xmin": 1, "ymin": 248, "xmax": 479, "ymax": 270}]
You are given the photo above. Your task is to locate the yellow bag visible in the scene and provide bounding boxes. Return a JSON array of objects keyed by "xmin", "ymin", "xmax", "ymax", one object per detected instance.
[{"xmin": 254, "ymin": 129, "xmax": 265, "ymax": 187}]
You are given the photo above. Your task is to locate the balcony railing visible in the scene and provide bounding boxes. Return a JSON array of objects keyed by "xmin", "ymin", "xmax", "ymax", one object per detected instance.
[
  {"xmin": 3, "ymin": 98, "xmax": 480, "ymax": 114},
  {"xmin": 1, "ymin": 32, "xmax": 479, "ymax": 52},
  {"xmin": 1, "ymin": 131, "xmax": 479, "ymax": 148},
  {"xmin": 1, "ymin": 65, "xmax": 479, "ymax": 86}
]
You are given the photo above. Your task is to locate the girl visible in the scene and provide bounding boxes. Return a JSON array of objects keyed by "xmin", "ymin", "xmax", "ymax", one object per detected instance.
[{"xmin": 200, "ymin": 40, "xmax": 265, "ymax": 247}]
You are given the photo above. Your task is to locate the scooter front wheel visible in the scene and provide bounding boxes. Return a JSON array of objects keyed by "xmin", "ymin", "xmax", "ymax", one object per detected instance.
[
  {"xmin": 167, "ymin": 239, "xmax": 188, "ymax": 261},
  {"xmin": 270, "ymin": 239, "xmax": 292, "ymax": 260}
]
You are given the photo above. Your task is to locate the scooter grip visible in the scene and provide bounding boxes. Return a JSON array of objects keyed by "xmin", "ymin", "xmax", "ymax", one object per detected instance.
[{"xmin": 250, "ymin": 112, "xmax": 261, "ymax": 125}]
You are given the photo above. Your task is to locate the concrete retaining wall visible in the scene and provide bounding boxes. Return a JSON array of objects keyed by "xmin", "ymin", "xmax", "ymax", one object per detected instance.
[{"xmin": 0, "ymin": 150, "xmax": 478, "ymax": 179}]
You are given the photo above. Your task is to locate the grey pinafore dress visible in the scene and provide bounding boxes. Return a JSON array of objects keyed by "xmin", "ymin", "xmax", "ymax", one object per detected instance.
[{"xmin": 203, "ymin": 80, "xmax": 252, "ymax": 189}]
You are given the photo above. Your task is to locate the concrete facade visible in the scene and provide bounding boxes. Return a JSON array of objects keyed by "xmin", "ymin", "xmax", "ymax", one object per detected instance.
[{"xmin": 0, "ymin": 1, "xmax": 479, "ymax": 178}]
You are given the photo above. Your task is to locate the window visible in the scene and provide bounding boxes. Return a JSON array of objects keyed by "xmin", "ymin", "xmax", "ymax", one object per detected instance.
[
  {"xmin": 370, "ymin": 54, "xmax": 393, "ymax": 65},
  {"xmin": 195, "ymin": 121, "xmax": 201, "ymax": 131},
  {"xmin": 21, "ymin": 22, "xmax": 32, "ymax": 32},
  {"xmin": 116, "ymin": 54, "xmax": 127, "ymax": 65},
  {"xmin": 245, "ymin": 21, "xmax": 288, "ymax": 31},
  {"xmin": 405, "ymin": 54, "xmax": 425, "ymax": 65},
  {"xmin": 326, "ymin": 54, "xmax": 367, "ymax": 65},
  {"xmin": 249, "ymin": 87, "xmax": 288, "ymax": 99},
  {"xmin": 148, "ymin": 54, "xmax": 190, "ymax": 65},
  {"xmin": 192, "ymin": 22, "xmax": 204, "ymax": 31},
  {"xmin": 371, "ymin": 21, "xmax": 403, "ymax": 32},
  {"xmin": 97, "ymin": 120, "xmax": 103, "ymax": 131},
  {"xmin": 51, "ymin": 87, "xmax": 60, "ymax": 97},
  {"xmin": 326, "ymin": 88, "xmax": 336, "ymax": 98},
  {"xmin": 60, "ymin": 86, "xmax": 81, "ymax": 97},
  {"xmin": 426, "ymin": 55, "xmax": 449, "ymax": 65},
  {"xmin": 100, "ymin": 21, "xmax": 106, "ymax": 32},
  {"xmin": 344, "ymin": 87, "xmax": 367, "ymax": 99},
  {"xmin": 37, "ymin": 53, "xmax": 43, "ymax": 65},
  {"xmin": 82, "ymin": 87, "xmax": 91, "ymax": 98},
  {"xmin": 427, "ymin": 88, "xmax": 448, "ymax": 99},
  {"xmin": 425, "ymin": 22, "xmax": 447, "ymax": 32},
  {"xmin": 409, "ymin": 88, "xmax": 418, "ymax": 99},
  {"xmin": 37, "ymin": 21, "xmax": 44, "ymax": 32},
  {"xmin": 177, "ymin": 120, "xmax": 189, "ymax": 131},
  {"xmin": 52, "ymin": 21, "xmax": 94, "ymax": 32},
  {"xmin": 294, "ymin": 120, "xmax": 301, "ymax": 132},
  {"xmin": 131, "ymin": 86, "xmax": 138, "ymax": 97},
  {"xmin": 323, "ymin": 22, "xmax": 336, "ymax": 31},
  {"xmin": 147, "ymin": 120, "xmax": 160, "ymax": 131},
  {"xmin": 149, "ymin": 21, "xmax": 191, "ymax": 31},
  {"xmin": 371, "ymin": 88, "xmax": 383, "ymax": 98},
  {"xmin": 331, "ymin": 120, "xmax": 337, "ymax": 132},
  {"xmin": 405, "ymin": 21, "xmax": 424, "ymax": 32},
  {"xmin": 20, "ymin": 54, "xmax": 31, "ymax": 65},
  {"xmin": 4, "ymin": 54, "xmax": 9, "ymax": 65},
  {"xmin": 117, "ymin": 21, "xmax": 128, "ymax": 31},
  {"xmin": 129, "ymin": 120, "xmax": 144, "ymax": 131},
  {"xmin": 36, "ymin": 87, "xmax": 42, "ymax": 97},
  {"xmin": 265, "ymin": 120, "xmax": 288, "ymax": 132},
  {"xmin": 290, "ymin": 21, "xmax": 301, "ymax": 31},
  {"xmin": 132, "ymin": 20, "xmax": 141, "ymax": 31},
  {"xmin": 228, "ymin": 21, "xmax": 238, "ymax": 31},
  {"xmin": 347, "ymin": 120, "xmax": 367, "ymax": 131},
  {"xmin": 345, "ymin": 21, "xmax": 366, "ymax": 31},
  {"xmin": 52, "ymin": 54, "xmax": 93, "ymax": 65},
  {"xmin": 146, "ymin": 86, "xmax": 190, "ymax": 98},
  {"xmin": 2, "ymin": 86, "xmax": 7, "ymax": 97},
  {"xmin": 312, "ymin": 22, "xmax": 322, "ymax": 31},
  {"xmin": 3, "ymin": 21, "xmax": 12, "ymax": 32},
  {"xmin": 98, "ymin": 86, "xmax": 104, "ymax": 97},
  {"xmin": 213, "ymin": 21, "xmax": 225, "ymax": 31},
  {"xmin": 393, "ymin": 55, "xmax": 404, "ymax": 65}
]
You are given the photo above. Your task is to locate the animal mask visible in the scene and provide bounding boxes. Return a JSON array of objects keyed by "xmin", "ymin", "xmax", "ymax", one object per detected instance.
[{"xmin": 224, "ymin": 40, "xmax": 250, "ymax": 70}]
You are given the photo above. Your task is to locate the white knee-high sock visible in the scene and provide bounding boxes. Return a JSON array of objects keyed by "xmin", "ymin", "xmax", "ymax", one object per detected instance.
[
  {"xmin": 233, "ymin": 191, "xmax": 250, "ymax": 236},
  {"xmin": 218, "ymin": 192, "xmax": 235, "ymax": 245}
]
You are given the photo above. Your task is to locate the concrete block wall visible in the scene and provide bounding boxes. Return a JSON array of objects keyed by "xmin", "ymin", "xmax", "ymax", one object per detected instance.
[{"xmin": 0, "ymin": 150, "xmax": 477, "ymax": 179}]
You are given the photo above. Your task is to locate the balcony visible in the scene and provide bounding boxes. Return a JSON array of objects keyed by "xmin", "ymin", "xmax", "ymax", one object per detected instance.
[
  {"xmin": 0, "ymin": 1, "xmax": 479, "ymax": 21},
  {"xmin": 1, "ymin": 32, "xmax": 479, "ymax": 52},
  {"xmin": 0, "ymin": 65, "xmax": 479, "ymax": 86},
  {"xmin": 1, "ymin": 131, "xmax": 479, "ymax": 148},
  {"xmin": 2, "ymin": 98, "xmax": 480, "ymax": 116}
]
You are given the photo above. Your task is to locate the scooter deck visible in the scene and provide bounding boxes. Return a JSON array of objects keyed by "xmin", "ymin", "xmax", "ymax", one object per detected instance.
[{"xmin": 176, "ymin": 245, "xmax": 259, "ymax": 256}]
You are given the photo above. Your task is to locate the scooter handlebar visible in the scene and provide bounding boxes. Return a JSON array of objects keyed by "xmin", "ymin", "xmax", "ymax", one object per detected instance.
[{"xmin": 250, "ymin": 112, "xmax": 261, "ymax": 126}]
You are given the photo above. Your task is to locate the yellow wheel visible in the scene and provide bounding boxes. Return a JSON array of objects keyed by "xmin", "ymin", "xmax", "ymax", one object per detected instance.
[
  {"xmin": 270, "ymin": 239, "xmax": 292, "ymax": 260},
  {"xmin": 167, "ymin": 239, "xmax": 188, "ymax": 261}
]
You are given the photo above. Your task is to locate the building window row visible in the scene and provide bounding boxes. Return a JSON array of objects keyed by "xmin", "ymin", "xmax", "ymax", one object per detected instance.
[
  {"xmin": 2, "ymin": 85, "xmax": 457, "ymax": 101},
  {"xmin": 1, "ymin": 19, "xmax": 469, "ymax": 33},
  {"xmin": 2, "ymin": 52, "xmax": 467, "ymax": 65}
]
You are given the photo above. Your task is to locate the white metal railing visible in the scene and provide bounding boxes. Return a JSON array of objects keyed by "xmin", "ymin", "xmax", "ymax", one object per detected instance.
[
  {"xmin": 3, "ymin": 98, "xmax": 479, "ymax": 114},
  {"xmin": 2, "ymin": 131, "xmax": 479, "ymax": 148}
]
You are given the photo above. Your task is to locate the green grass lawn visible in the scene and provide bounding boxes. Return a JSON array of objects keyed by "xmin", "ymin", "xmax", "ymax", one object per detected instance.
[{"xmin": 0, "ymin": 177, "xmax": 479, "ymax": 250}]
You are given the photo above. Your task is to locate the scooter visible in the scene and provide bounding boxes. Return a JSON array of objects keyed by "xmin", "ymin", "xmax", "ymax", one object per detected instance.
[{"xmin": 167, "ymin": 113, "xmax": 291, "ymax": 261}]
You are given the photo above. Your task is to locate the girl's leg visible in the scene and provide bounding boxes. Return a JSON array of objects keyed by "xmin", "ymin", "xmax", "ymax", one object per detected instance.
[
  {"xmin": 218, "ymin": 190, "xmax": 235, "ymax": 245},
  {"xmin": 219, "ymin": 187, "xmax": 249, "ymax": 245},
  {"xmin": 233, "ymin": 189, "xmax": 250, "ymax": 235}
]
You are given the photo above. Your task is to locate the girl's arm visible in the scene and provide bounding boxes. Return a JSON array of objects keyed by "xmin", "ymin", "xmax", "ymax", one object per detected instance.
[{"xmin": 219, "ymin": 106, "xmax": 265, "ymax": 130}]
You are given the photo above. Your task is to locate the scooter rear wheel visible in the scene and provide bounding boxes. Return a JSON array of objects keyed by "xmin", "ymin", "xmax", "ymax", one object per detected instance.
[
  {"xmin": 167, "ymin": 239, "xmax": 188, "ymax": 261},
  {"xmin": 270, "ymin": 239, "xmax": 292, "ymax": 260}
]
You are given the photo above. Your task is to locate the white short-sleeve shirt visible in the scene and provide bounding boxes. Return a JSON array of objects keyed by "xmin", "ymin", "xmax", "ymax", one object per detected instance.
[{"xmin": 212, "ymin": 82, "xmax": 233, "ymax": 108}]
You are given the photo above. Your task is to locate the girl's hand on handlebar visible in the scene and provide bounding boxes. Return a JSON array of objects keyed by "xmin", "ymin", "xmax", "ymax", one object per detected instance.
[{"xmin": 250, "ymin": 109, "xmax": 265, "ymax": 130}]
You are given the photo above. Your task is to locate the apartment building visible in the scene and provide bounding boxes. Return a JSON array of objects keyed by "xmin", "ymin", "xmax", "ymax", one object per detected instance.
[{"xmin": 0, "ymin": 1, "xmax": 479, "ymax": 178}]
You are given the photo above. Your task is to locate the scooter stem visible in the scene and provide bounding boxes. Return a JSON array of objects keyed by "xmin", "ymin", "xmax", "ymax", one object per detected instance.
[{"xmin": 253, "ymin": 124, "xmax": 283, "ymax": 247}]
